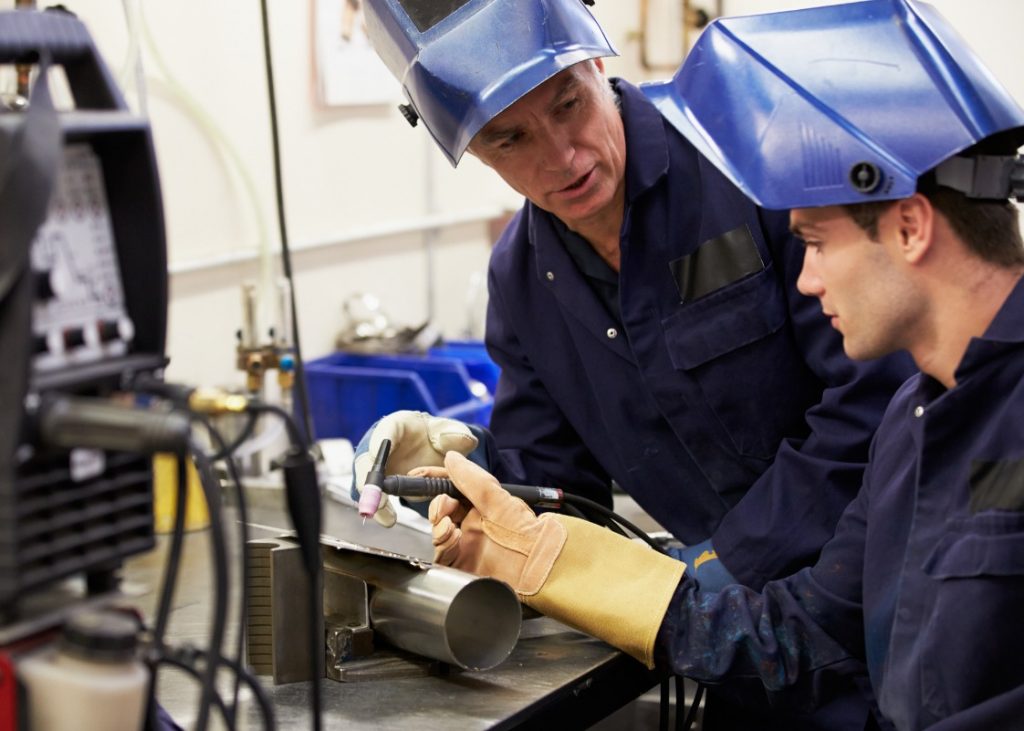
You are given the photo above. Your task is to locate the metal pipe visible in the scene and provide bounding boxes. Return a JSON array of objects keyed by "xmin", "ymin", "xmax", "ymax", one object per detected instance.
[
  {"xmin": 275, "ymin": 277, "xmax": 294, "ymax": 349},
  {"xmin": 240, "ymin": 281, "xmax": 259, "ymax": 349},
  {"xmin": 322, "ymin": 547, "xmax": 521, "ymax": 672}
]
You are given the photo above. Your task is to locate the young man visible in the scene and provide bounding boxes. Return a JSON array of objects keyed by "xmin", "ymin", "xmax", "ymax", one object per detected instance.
[{"xmin": 427, "ymin": 1, "xmax": 1024, "ymax": 729}]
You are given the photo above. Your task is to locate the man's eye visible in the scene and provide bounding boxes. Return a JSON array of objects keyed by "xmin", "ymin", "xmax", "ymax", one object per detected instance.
[{"xmin": 562, "ymin": 97, "xmax": 579, "ymax": 111}]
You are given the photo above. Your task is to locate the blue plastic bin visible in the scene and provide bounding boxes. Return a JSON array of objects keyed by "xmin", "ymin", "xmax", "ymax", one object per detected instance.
[
  {"xmin": 304, "ymin": 341, "xmax": 499, "ymax": 444},
  {"xmin": 427, "ymin": 340, "xmax": 501, "ymax": 394}
]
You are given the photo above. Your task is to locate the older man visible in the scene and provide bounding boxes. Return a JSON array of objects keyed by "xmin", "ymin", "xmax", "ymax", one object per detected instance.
[{"xmin": 428, "ymin": 1, "xmax": 1024, "ymax": 729}]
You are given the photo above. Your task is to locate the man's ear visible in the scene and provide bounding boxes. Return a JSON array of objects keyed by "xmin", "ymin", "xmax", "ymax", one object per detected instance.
[
  {"xmin": 895, "ymin": 193, "xmax": 935, "ymax": 264},
  {"xmin": 594, "ymin": 57, "xmax": 605, "ymax": 75}
]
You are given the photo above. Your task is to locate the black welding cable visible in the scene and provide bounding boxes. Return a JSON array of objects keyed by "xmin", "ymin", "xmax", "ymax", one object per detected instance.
[
  {"xmin": 660, "ymin": 676, "xmax": 670, "ymax": 731},
  {"xmin": 145, "ymin": 451, "xmax": 190, "ymax": 730},
  {"xmin": 157, "ymin": 655, "xmax": 231, "ymax": 727},
  {"xmin": 159, "ymin": 648, "xmax": 276, "ymax": 731},
  {"xmin": 557, "ymin": 495, "xmax": 628, "ymax": 537},
  {"xmin": 208, "ymin": 410, "xmax": 259, "ymax": 462},
  {"xmin": 257, "ymin": 403, "xmax": 322, "ymax": 731},
  {"xmin": 258, "ymin": 0, "xmax": 316, "ymax": 448},
  {"xmin": 151, "ymin": 451, "xmax": 189, "ymax": 643},
  {"xmin": 681, "ymin": 681, "xmax": 704, "ymax": 731},
  {"xmin": 216, "ymin": 653, "xmax": 277, "ymax": 730},
  {"xmin": 560, "ymin": 501, "xmax": 587, "ymax": 521},
  {"xmin": 194, "ymin": 414, "xmax": 253, "ymax": 714},
  {"xmin": 675, "ymin": 675, "xmax": 686, "ymax": 731},
  {"xmin": 249, "ymin": 401, "xmax": 307, "ymax": 450},
  {"xmin": 189, "ymin": 441, "xmax": 232, "ymax": 731},
  {"xmin": 560, "ymin": 492, "xmax": 663, "ymax": 552}
]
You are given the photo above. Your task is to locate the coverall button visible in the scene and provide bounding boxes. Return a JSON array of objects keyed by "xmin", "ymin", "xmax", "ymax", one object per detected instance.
[
  {"xmin": 606, "ymin": 328, "xmax": 618, "ymax": 339},
  {"xmin": 546, "ymin": 271, "xmax": 555, "ymax": 281},
  {"xmin": 914, "ymin": 405, "xmax": 924, "ymax": 418}
]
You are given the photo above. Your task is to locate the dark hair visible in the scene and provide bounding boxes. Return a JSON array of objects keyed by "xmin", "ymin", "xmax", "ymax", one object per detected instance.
[{"xmin": 842, "ymin": 187, "xmax": 1024, "ymax": 267}]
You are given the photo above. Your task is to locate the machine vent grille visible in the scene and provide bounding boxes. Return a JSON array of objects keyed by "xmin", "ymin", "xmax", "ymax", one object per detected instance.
[{"xmin": 1, "ymin": 451, "xmax": 154, "ymax": 609}]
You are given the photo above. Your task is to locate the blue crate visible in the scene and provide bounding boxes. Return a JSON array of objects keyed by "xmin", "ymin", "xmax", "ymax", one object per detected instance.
[
  {"xmin": 304, "ymin": 343, "xmax": 498, "ymax": 444},
  {"xmin": 428, "ymin": 340, "xmax": 500, "ymax": 394}
]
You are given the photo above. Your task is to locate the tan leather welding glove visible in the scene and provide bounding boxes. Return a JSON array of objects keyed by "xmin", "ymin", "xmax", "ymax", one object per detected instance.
[
  {"xmin": 430, "ymin": 452, "xmax": 686, "ymax": 668},
  {"xmin": 354, "ymin": 411, "xmax": 478, "ymax": 527}
]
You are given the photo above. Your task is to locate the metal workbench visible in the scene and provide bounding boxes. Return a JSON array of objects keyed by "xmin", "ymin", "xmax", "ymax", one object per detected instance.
[{"xmin": 130, "ymin": 485, "xmax": 663, "ymax": 730}]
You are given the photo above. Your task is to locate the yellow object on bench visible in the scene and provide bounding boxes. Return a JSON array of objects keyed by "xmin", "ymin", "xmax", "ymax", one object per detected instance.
[{"xmin": 153, "ymin": 453, "xmax": 210, "ymax": 533}]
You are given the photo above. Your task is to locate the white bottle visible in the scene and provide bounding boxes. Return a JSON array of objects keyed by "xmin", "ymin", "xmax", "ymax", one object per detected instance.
[{"xmin": 18, "ymin": 608, "xmax": 149, "ymax": 731}]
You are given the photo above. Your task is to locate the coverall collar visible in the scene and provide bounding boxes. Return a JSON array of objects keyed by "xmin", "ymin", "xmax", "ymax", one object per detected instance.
[
  {"xmin": 614, "ymin": 77, "xmax": 671, "ymax": 204},
  {"xmin": 956, "ymin": 273, "xmax": 1024, "ymax": 382}
]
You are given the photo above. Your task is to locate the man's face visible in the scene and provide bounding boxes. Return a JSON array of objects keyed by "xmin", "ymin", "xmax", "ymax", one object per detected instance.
[
  {"xmin": 793, "ymin": 204, "xmax": 923, "ymax": 361},
  {"xmin": 469, "ymin": 60, "xmax": 626, "ymax": 232}
]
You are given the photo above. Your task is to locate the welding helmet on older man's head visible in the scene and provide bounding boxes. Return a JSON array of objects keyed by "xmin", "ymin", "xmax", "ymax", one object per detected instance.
[
  {"xmin": 641, "ymin": 0, "xmax": 1024, "ymax": 210},
  {"xmin": 363, "ymin": 0, "xmax": 617, "ymax": 167}
]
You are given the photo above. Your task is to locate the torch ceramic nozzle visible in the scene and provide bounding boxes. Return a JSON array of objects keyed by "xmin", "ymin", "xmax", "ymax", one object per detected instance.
[
  {"xmin": 358, "ymin": 438, "xmax": 392, "ymax": 521},
  {"xmin": 358, "ymin": 483, "xmax": 384, "ymax": 519}
]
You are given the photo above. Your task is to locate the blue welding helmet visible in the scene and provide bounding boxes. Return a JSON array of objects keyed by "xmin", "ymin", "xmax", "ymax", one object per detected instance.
[
  {"xmin": 363, "ymin": 0, "xmax": 617, "ymax": 166},
  {"xmin": 641, "ymin": 0, "xmax": 1024, "ymax": 209}
]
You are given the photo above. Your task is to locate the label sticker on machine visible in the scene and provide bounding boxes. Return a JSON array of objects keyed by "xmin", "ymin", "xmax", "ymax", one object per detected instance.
[
  {"xmin": 31, "ymin": 144, "xmax": 131, "ymax": 370},
  {"xmin": 70, "ymin": 448, "xmax": 106, "ymax": 482}
]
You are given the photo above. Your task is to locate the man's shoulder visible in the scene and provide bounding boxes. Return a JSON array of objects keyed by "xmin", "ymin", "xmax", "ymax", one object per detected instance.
[{"xmin": 490, "ymin": 204, "xmax": 534, "ymax": 273}]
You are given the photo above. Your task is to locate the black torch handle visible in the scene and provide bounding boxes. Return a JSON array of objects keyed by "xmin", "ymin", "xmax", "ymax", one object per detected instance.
[{"xmin": 381, "ymin": 474, "xmax": 564, "ymax": 510}]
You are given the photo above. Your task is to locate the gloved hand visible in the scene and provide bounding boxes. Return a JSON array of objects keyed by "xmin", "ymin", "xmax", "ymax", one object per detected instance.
[
  {"xmin": 430, "ymin": 452, "xmax": 686, "ymax": 668},
  {"xmin": 352, "ymin": 411, "xmax": 478, "ymax": 527},
  {"xmin": 670, "ymin": 539, "xmax": 737, "ymax": 593}
]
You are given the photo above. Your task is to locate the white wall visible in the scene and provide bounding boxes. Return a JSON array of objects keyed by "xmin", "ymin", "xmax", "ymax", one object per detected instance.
[{"xmin": 5, "ymin": 0, "xmax": 1022, "ymax": 391}]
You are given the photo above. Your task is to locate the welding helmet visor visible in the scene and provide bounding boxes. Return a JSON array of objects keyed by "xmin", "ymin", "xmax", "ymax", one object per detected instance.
[
  {"xmin": 364, "ymin": 0, "xmax": 617, "ymax": 166},
  {"xmin": 641, "ymin": 0, "xmax": 1024, "ymax": 210}
]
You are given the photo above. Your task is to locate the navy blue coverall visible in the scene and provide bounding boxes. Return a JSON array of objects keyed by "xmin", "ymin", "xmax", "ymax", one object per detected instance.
[{"xmin": 657, "ymin": 277, "xmax": 1024, "ymax": 730}]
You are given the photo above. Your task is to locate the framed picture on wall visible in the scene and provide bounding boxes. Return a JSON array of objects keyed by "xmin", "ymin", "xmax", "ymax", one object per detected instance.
[{"xmin": 315, "ymin": 0, "xmax": 398, "ymax": 106}]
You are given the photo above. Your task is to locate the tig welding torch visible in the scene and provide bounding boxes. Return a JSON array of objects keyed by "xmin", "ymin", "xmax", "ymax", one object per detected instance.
[
  {"xmin": 358, "ymin": 438, "xmax": 564, "ymax": 519},
  {"xmin": 382, "ymin": 473, "xmax": 564, "ymax": 509}
]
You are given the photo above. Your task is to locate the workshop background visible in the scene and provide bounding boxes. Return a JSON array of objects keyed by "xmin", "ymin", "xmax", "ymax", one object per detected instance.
[{"xmin": 4, "ymin": 0, "xmax": 1020, "ymax": 392}]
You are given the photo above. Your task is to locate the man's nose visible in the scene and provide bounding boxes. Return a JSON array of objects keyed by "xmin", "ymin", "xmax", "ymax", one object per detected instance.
[
  {"xmin": 796, "ymin": 248, "xmax": 824, "ymax": 298},
  {"xmin": 538, "ymin": 125, "xmax": 575, "ymax": 171}
]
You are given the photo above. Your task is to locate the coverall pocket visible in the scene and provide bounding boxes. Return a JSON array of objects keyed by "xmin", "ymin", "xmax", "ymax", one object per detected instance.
[
  {"xmin": 661, "ymin": 266, "xmax": 795, "ymax": 460},
  {"xmin": 918, "ymin": 512, "xmax": 1024, "ymax": 719}
]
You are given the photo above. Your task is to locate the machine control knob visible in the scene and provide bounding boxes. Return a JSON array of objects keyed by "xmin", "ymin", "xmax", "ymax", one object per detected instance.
[
  {"xmin": 33, "ymin": 267, "xmax": 71, "ymax": 301},
  {"xmin": 98, "ymin": 319, "xmax": 120, "ymax": 342},
  {"xmin": 97, "ymin": 316, "xmax": 136, "ymax": 344},
  {"xmin": 35, "ymin": 269, "xmax": 56, "ymax": 300},
  {"xmin": 63, "ymin": 327, "xmax": 86, "ymax": 349}
]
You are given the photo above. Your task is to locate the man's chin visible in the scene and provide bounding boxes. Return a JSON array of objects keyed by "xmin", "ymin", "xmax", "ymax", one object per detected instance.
[
  {"xmin": 843, "ymin": 339, "xmax": 891, "ymax": 363},
  {"xmin": 548, "ymin": 193, "xmax": 611, "ymax": 230}
]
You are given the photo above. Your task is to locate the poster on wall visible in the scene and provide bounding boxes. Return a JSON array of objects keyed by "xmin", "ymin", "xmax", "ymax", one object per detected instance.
[{"xmin": 315, "ymin": 0, "xmax": 398, "ymax": 106}]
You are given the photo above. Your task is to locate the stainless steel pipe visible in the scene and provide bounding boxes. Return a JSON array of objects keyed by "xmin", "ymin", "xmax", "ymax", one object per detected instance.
[{"xmin": 322, "ymin": 543, "xmax": 521, "ymax": 672}]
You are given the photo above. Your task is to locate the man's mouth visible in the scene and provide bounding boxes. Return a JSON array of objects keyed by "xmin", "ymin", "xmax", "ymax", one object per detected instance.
[{"xmin": 557, "ymin": 169, "xmax": 593, "ymax": 194}]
